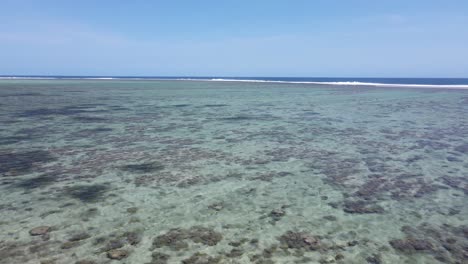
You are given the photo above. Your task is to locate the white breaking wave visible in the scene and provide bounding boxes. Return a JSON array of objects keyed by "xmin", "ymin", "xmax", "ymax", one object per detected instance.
[{"xmin": 186, "ymin": 78, "xmax": 468, "ymax": 89}]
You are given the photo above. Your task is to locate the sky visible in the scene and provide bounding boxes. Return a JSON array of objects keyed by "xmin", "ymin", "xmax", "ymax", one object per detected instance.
[{"xmin": 1, "ymin": 0, "xmax": 467, "ymax": 77}]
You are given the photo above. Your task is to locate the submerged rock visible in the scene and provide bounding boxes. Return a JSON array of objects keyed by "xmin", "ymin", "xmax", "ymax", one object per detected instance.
[
  {"xmin": 182, "ymin": 252, "xmax": 221, "ymax": 264},
  {"xmin": 153, "ymin": 226, "xmax": 222, "ymax": 250},
  {"xmin": 61, "ymin": 241, "xmax": 80, "ymax": 249},
  {"xmin": 80, "ymin": 208, "xmax": 99, "ymax": 221},
  {"xmin": 208, "ymin": 202, "xmax": 224, "ymax": 211},
  {"xmin": 29, "ymin": 226, "xmax": 51, "ymax": 236},
  {"xmin": 228, "ymin": 238, "xmax": 248, "ymax": 247},
  {"xmin": 126, "ymin": 207, "xmax": 138, "ymax": 214},
  {"xmin": 187, "ymin": 226, "xmax": 223, "ymax": 246},
  {"xmin": 335, "ymin": 254, "xmax": 345, "ymax": 261},
  {"xmin": 355, "ymin": 179, "xmax": 386, "ymax": 200},
  {"xmin": 225, "ymin": 248, "xmax": 243, "ymax": 258},
  {"xmin": 39, "ymin": 259, "xmax": 57, "ymax": 264},
  {"xmin": 208, "ymin": 203, "xmax": 224, "ymax": 211},
  {"xmin": 261, "ymin": 245, "xmax": 278, "ymax": 258},
  {"xmin": 124, "ymin": 231, "xmax": 142, "ymax": 246},
  {"xmin": 395, "ymin": 223, "xmax": 468, "ymax": 262},
  {"xmin": 152, "ymin": 229, "xmax": 189, "ymax": 251},
  {"xmin": 100, "ymin": 239, "xmax": 126, "ymax": 252},
  {"xmin": 68, "ymin": 232, "xmax": 91, "ymax": 242},
  {"xmin": 121, "ymin": 161, "xmax": 164, "ymax": 173},
  {"xmin": 278, "ymin": 231, "xmax": 321, "ymax": 250},
  {"xmin": 0, "ymin": 150, "xmax": 55, "ymax": 175},
  {"xmin": 270, "ymin": 208, "xmax": 286, "ymax": 221},
  {"xmin": 319, "ymin": 255, "xmax": 336, "ymax": 263},
  {"xmin": 65, "ymin": 184, "xmax": 109, "ymax": 203},
  {"xmin": 323, "ymin": 215, "xmax": 337, "ymax": 221},
  {"xmin": 107, "ymin": 249, "xmax": 129, "ymax": 260},
  {"xmin": 454, "ymin": 143, "xmax": 468, "ymax": 154},
  {"xmin": 75, "ymin": 260, "xmax": 96, "ymax": 264},
  {"xmin": 147, "ymin": 252, "xmax": 170, "ymax": 264},
  {"xmin": 343, "ymin": 200, "xmax": 384, "ymax": 214},
  {"xmin": 389, "ymin": 238, "xmax": 433, "ymax": 252},
  {"xmin": 366, "ymin": 254, "xmax": 382, "ymax": 264},
  {"xmin": 446, "ymin": 156, "xmax": 461, "ymax": 162},
  {"xmin": 16, "ymin": 174, "xmax": 57, "ymax": 189}
]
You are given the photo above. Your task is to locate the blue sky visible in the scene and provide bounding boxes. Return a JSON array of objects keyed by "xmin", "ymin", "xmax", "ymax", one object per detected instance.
[{"xmin": 1, "ymin": 0, "xmax": 467, "ymax": 77}]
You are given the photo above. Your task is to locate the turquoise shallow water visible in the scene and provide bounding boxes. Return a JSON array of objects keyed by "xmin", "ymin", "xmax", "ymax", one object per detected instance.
[{"xmin": 0, "ymin": 80, "xmax": 467, "ymax": 264}]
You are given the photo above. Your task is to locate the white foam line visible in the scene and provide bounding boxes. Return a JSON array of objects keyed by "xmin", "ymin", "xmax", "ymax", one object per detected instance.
[{"xmin": 175, "ymin": 78, "xmax": 468, "ymax": 89}]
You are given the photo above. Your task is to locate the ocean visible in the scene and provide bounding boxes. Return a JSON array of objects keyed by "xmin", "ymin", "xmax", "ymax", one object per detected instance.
[
  {"xmin": 0, "ymin": 78, "xmax": 467, "ymax": 263},
  {"xmin": 2, "ymin": 76, "xmax": 468, "ymax": 87}
]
